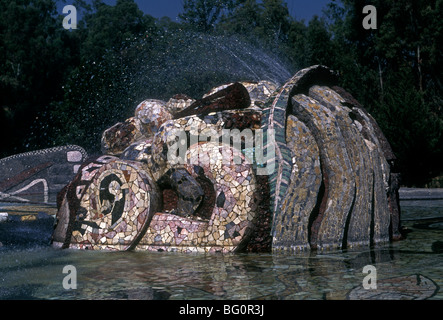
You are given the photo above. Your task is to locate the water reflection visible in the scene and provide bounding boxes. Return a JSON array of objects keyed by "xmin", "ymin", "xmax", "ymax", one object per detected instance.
[{"xmin": 0, "ymin": 202, "xmax": 442, "ymax": 300}]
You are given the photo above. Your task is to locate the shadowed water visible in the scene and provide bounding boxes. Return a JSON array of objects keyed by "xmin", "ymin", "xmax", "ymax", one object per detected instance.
[{"xmin": 0, "ymin": 200, "xmax": 442, "ymax": 300}]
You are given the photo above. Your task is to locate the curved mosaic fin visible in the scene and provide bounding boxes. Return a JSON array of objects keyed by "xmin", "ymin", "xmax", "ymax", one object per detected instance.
[
  {"xmin": 272, "ymin": 115, "xmax": 322, "ymax": 252},
  {"xmin": 291, "ymin": 94, "xmax": 355, "ymax": 250},
  {"xmin": 261, "ymin": 65, "xmax": 339, "ymax": 250}
]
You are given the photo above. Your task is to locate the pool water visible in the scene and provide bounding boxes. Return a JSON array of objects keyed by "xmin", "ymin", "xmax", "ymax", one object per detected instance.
[{"xmin": 0, "ymin": 199, "xmax": 442, "ymax": 300}]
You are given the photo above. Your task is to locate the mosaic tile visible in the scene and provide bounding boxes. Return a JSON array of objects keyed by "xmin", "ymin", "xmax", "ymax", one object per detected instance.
[
  {"xmin": 309, "ymin": 85, "xmax": 374, "ymax": 247},
  {"xmin": 291, "ymin": 93, "xmax": 356, "ymax": 250},
  {"xmin": 272, "ymin": 115, "xmax": 321, "ymax": 252},
  {"xmin": 101, "ymin": 117, "xmax": 145, "ymax": 156},
  {"xmin": 52, "ymin": 156, "xmax": 161, "ymax": 251},
  {"xmin": 165, "ymin": 94, "xmax": 196, "ymax": 116},
  {"xmin": 135, "ymin": 99, "xmax": 172, "ymax": 137},
  {"xmin": 137, "ymin": 142, "xmax": 258, "ymax": 253}
]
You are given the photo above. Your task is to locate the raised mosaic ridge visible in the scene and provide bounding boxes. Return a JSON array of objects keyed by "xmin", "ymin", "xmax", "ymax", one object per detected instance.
[
  {"xmin": 0, "ymin": 145, "xmax": 87, "ymax": 164},
  {"xmin": 261, "ymin": 65, "xmax": 395, "ymax": 251},
  {"xmin": 309, "ymin": 86, "xmax": 373, "ymax": 247},
  {"xmin": 291, "ymin": 94, "xmax": 355, "ymax": 250},
  {"xmin": 260, "ymin": 65, "xmax": 340, "ymax": 250},
  {"xmin": 272, "ymin": 115, "xmax": 321, "ymax": 251}
]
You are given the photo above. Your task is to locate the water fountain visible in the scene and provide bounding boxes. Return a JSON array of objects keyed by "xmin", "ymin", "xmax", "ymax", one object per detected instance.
[
  {"xmin": 51, "ymin": 65, "xmax": 402, "ymax": 253},
  {"xmin": 1, "ymin": 35, "xmax": 441, "ymax": 301}
]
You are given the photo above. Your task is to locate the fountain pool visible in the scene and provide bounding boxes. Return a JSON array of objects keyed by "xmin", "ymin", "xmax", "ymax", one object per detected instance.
[{"xmin": 0, "ymin": 194, "xmax": 442, "ymax": 300}]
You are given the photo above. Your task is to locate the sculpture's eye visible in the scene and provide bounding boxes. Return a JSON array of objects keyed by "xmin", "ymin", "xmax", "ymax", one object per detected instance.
[{"xmin": 99, "ymin": 173, "xmax": 127, "ymax": 225}]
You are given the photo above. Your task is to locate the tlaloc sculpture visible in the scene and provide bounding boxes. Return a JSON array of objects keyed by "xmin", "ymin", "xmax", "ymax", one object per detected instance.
[{"xmin": 52, "ymin": 65, "xmax": 402, "ymax": 253}]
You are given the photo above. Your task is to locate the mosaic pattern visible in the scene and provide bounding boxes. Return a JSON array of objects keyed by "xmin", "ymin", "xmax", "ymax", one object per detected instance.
[
  {"xmin": 135, "ymin": 99, "xmax": 172, "ymax": 137},
  {"xmin": 101, "ymin": 117, "xmax": 145, "ymax": 156},
  {"xmin": 120, "ymin": 138, "xmax": 153, "ymax": 164},
  {"xmin": 165, "ymin": 94, "xmax": 196, "ymax": 116},
  {"xmin": 347, "ymin": 274, "xmax": 439, "ymax": 300},
  {"xmin": 0, "ymin": 145, "xmax": 87, "ymax": 164},
  {"xmin": 149, "ymin": 115, "xmax": 223, "ymax": 182},
  {"xmin": 203, "ymin": 80, "xmax": 277, "ymax": 109},
  {"xmin": 53, "ymin": 65, "xmax": 402, "ymax": 253},
  {"xmin": 0, "ymin": 145, "xmax": 88, "ymax": 204},
  {"xmin": 260, "ymin": 73, "xmax": 307, "ymax": 238},
  {"xmin": 137, "ymin": 142, "xmax": 258, "ymax": 253},
  {"xmin": 308, "ymin": 85, "xmax": 374, "ymax": 247},
  {"xmin": 272, "ymin": 115, "xmax": 321, "ymax": 252},
  {"xmin": 52, "ymin": 156, "xmax": 160, "ymax": 250},
  {"xmin": 261, "ymin": 65, "xmax": 398, "ymax": 251},
  {"xmin": 173, "ymin": 82, "xmax": 251, "ymax": 119},
  {"xmin": 291, "ymin": 93, "xmax": 358, "ymax": 249}
]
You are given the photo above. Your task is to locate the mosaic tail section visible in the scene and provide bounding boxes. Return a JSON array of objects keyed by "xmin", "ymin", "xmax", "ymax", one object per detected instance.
[
  {"xmin": 0, "ymin": 145, "xmax": 87, "ymax": 204},
  {"xmin": 264, "ymin": 65, "xmax": 399, "ymax": 251}
]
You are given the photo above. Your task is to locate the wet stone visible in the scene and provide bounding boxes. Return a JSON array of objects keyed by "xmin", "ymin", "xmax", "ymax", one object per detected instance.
[
  {"xmin": 135, "ymin": 99, "xmax": 172, "ymax": 137},
  {"xmin": 309, "ymin": 85, "xmax": 374, "ymax": 248},
  {"xmin": 272, "ymin": 115, "xmax": 322, "ymax": 252},
  {"xmin": 101, "ymin": 117, "xmax": 144, "ymax": 156},
  {"xmin": 291, "ymin": 93, "xmax": 355, "ymax": 250}
]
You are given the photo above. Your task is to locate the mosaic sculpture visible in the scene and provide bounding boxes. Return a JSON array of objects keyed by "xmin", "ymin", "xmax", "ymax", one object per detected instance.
[
  {"xmin": 52, "ymin": 65, "xmax": 402, "ymax": 253},
  {"xmin": 0, "ymin": 145, "xmax": 88, "ymax": 204}
]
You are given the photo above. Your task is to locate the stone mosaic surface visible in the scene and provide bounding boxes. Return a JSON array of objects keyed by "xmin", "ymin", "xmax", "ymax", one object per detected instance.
[
  {"xmin": 165, "ymin": 94, "xmax": 195, "ymax": 116},
  {"xmin": 291, "ymin": 93, "xmax": 356, "ymax": 250},
  {"xmin": 309, "ymin": 86, "xmax": 373, "ymax": 247},
  {"xmin": 101, "ymin": 117, "xmax": 145, "ymax": 156},
  {"xmin": 347, "ymin": 274, "xmax": 439, "ymax": 300},
  {"xmin": 52, "ymin": 65, "xmax": 402, "ymax": 253},
  {"xmin": 0, "ymin": 145, "xmax": 87, "ymax": 204},
  {"xmin": 52, "ymin": 156, "xmax": 160, "ymax": 250},
  {"xmin": 135, "ymin": 99, "xmax": 172, "ymax": 137},
  {"xmin": 138, "ymin": 142, "xmax": 258, "ymax": 253},
  {"xmin": 272, "ymin": 115, "xmax": 321, "ymax": 252}
]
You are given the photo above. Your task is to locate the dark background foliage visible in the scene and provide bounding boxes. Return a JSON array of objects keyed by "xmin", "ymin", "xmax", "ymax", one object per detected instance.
[{"xmin": 1, "ymin": 0, "xmax": 442, "ymax": 187}]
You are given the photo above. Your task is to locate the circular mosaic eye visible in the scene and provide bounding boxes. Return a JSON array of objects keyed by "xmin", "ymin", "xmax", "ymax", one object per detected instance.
[
  {"xmin": 98, "ymin": 172, "xmax": 127, "ymax": 227},
  {"xmin": 70, "ymin": 156, "xmax": 160, "ymax": 250}
]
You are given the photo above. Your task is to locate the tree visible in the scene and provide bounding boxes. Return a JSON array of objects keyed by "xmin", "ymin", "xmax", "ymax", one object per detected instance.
[
  {"xmin": 372, "ymin": 69, "xmax": 443, "ymax": 186},
  {"xmin": 259, "ymin": 0, "xmax": 292, "ymax": 44},
  {"xmin": 0, "ymin": 0, "xmax": 79, "ymax": 156},
  {"xmin": 179, "ymin": 0, "xmax": 235, "ymax": 32},
  {"xmin": 305, "ymin": 16, "xmax": 335, "ymax": 66},
  {"xmin": 324, "ymin": 0, "xmax": 443, "ymax": 186},
  {"xmin": 218, "ymin": 0, "xmax": 262, "ymax": 36},
  {"xmin": 80, "ymin": 0, "xmax": 158, "ymax": 61},
  {"xmin": 216, "ymin": 0, "xmax": 294, "ymax": 64}
]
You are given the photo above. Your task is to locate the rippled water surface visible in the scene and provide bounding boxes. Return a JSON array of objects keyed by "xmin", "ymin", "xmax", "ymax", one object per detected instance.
[{"xmin": 0, "ymin": 199, "xmax": 442, "ymax": 300}]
